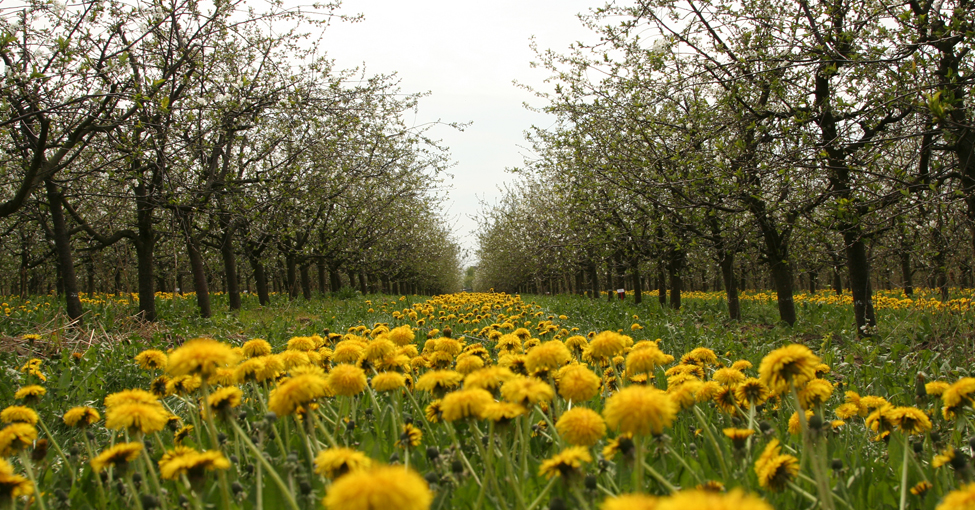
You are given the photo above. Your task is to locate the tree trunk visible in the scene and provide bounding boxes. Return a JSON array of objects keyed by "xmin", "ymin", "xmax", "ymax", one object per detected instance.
[
  {"xmin": 657, "ymin": 261, "xmax": 667, "ymax": 306},
  {"xmin": 317, "ymin": 258, "xmax": 327, "ymax": 294},
  {"xmin": 719, "ymin": 249, "xmax": 741, "ymax": 321},
  {"xmin": 330, "ymin": 267, "xmax": 342, "ymax": 293},
  {"xmin": 668, "ymin": 249, "xmax": 683, "ymax": 310},
  {"xmin": 845, "ymin": 235, "xmax": 876, "ymax": 333},
  {"xmin": 300, "ymin": 264, "xmax": 312, "ymax": 300},
  {"xmin": 899, "ymin": 250, "xmax": 913, "ymax": 296},
  {"xmin": 179, "ymin": 212, "xmax": 211, "ymax": 318},
  {"xmin": 220, "ymin": 227, "xmax": 241, "ymax": 311},
  {"xmin": 769, "ymin": 259, "xmax": 796, "ymax": 326},
  {"xmin": 631, "ymin": 256, "xmax": 643, "ymax": 305},
  {"xmin": 248, "ymin": 254, "xmax": 270, "ymax": 306},
  {"xmin": 44, "ymin": 179, "xmax": 83, "ymax": 323}
]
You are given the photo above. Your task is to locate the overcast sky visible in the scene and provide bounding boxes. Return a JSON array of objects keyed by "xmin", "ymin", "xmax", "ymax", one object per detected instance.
[{"xmin": 315, "ymin": 0, "xmax": 600, "ymax": 265}]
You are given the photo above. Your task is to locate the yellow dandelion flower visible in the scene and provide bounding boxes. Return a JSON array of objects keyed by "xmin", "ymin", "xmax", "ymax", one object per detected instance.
[
  {"xmin": 788, "ymin": 410, "xmax": 814, "ymax": 435},
  {"xmin": 0, "ymin": 423, "xmax": 37, "ymax": 456},
  {"xmin": 416, "ymin": 370, "xmax": 464, "ymax": 395},
  {"xmin": 424, "ymin": 400, "xmax": 443, "ymax": 423},
  {"xmin": 158, "ymin": 447, "xmax": 230, "ymax": 480},
  {"xmin": 14, "ymin": 385, "xmax": 46, "ymax": 403},
  {"xmin": 556, "ymin": 407, "xmax": 606, "ymax": 446},
  {"xmin": 481, "ymin": 401, "xmax": 527, "ymax": 424},
  {"xmin": 0, "ymin": 457, "xmax": 34, "ymax": 498},
  {"xmin": 835, "ymin": 403, "xmax": 861, "ymax": 420},
  {"xmin": 860, "ymin": 395, "xmax": 888, "ymax": 411},
  {"xmin": 599, "ymin": 493, "xmax": 657, "ymax": 510},
  {"xmin": 525, "ymin": 340, "xmax": 571, "ymax": 375},
  {"xmin": 696, "ymin": 381, "xmax": 723, "ymax": 402},
  {"xmin": 440, "ymin": 388, "xmax": 493, "ymax": 421},
  {"xmin": 166, "ymin": 338, "xmax": 238, "ymax": 378},
  {"xmin": 166, "ymin": 374, "xmax": 202, "ymax": 396},
  {"xmin": 269, "ymin": 373, "xmax": 331, "ymax": 416},
  {"xmin": 890, "ymin": 406, "xmax": 932, "ymax": 435},
  {"xmin": 589, "ymin": 331, "xmax": 626, "ymax": 360},
  {"xmin": 668, "ymin": 379, "xmax": 704, "ymax": 410},
  {"xmin": 735, "ymin": 378, "xmax": 770, "ymax": 407},
  {"xmin": 204, "ymin": 386, "xmax": 243, "ymax": 420},
  {"xmin": 557, "ymin": 364, "xmax": 601, "ymax": 403},
  {"xmin": 0, "ymin": 406, "xmax": 38, "ymax": 425},
  {"xmin": 327, "ymin": 364, "xmax": 367, "ymax": 397},
  {"xmin": 797, "ymin": 379, "xmax": 834, "ymax": 409},
  {"xmin": 754, "ymin": 440, "xmax": 799, "ymax": 491},
  {"xmin": 135, "ymin": 350, "xmax": 168, "ymax": 371},
  {"xmin": 91, "ymin": 442, "xmax": 143, "ymax": 472},
  {"xmin": 63, "ymin": 407, "xmax": 100, "ymax": 428},
  {"xmin": 372, "ymin": 372, "xmax": 407, "ymax": 392},
  {"xmin": 933, "ymin": 447, "xmax": 956, "ymax": 468},
  {"xmin": 936, "ymin": 482, "xmax": 975, "ymax": 510},
  {"xmin": 925, "ymin": 381, "xmax": 950, "ymax": 397},
  {"xmin": 323, "ymin": 465, "xmax": 432, "ymax": 510},
  {"xmin": 464, "ymin": 366, "xmax": 515, "ymax": 391},
  {"xmin": 713, "ymin": 368, "xmax": 746, "ymax": 387},
  {"xmin": 722, "ymin": 428, "xmax": 755, "ymax": 449},
  {"xmin": 626, "ymin": 346, "xmax": 668, "ymax": 376},
  {"xmin": 602, "ymin": 433, "xmax": 634, "ymax": 460},
  {"xmin": 865, "ymin": 404, "xmax": 896, "ymax": 436},
  {"xmin": 758, "ymin": 344, "xmax": 820, "ymax": 395},
  {"xmin": 105, "ymin": 402, "xmax": 169, "ymax": 434},
  {"xmin": 538, "ymin": 446, "xmax": 591, "ymax": 479},
  {"xmin": 288, "ymin": 336, "xmax": 317, "ymax": 352},
  {"xmin": 455, "ymin": 354, "xmax": 485, "ymax": 375},
  {"xmin": 656, "ymin": 489, "xmax": 774, "ymax": 510},
  {"xmin": 603, "ymin": 385, "xmax": 677, "ymax": 436},
  {"xmin": 731, "ymin": 360, "xmax": 753, "ymax": 371},
  {"xmin": 910, "ymin": 481, "xmax": 933, "ymax": 496},
  {"xmin": 396, "ymin": 423, "xmax": 423, "ymax": 449},
  {"xmin": 315, "ymin": 447, "xmax": 373, "ymax": 479},
  {"xmin": 681, "ymin": 347, "xmax": 718, "ymax": 366},
  {"xmin": 242, "ymin": 339, "xmax": 272, "ymax": 358},
  {"xmin": 942, "ymin": 377, "xmax": 975, "ymax": 409},
  {"xmin": 501, "ymin": 376, "xmax": 555, "ymax": 406}
]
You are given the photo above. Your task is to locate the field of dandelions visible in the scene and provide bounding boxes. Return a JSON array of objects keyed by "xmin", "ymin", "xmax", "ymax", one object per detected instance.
[{"xmin": 1, "ymin": 289, "xmax": 974, "ymax": 510}]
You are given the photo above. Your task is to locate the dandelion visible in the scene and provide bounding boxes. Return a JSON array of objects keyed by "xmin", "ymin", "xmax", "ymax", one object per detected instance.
[
  {"xmin": 932, "ymin": 447, "xmax": 957, "ymax": 468},
  {"xmin": 890, "ymin": 406, "xmax": 932, "ymax": 435},
  {"xmin": 501, "ymin": 376, "xmax": 555, "ymax": 406},
  {"xmin": 0, "ymin": 424, "xmax": 36, "ymax": 456},
  {"xmin": 910, "ymin": 481, "xmax": 933, "ymax": 496},
  {"xmin": 455, "ymin": 354, "xmax": 485, "ymax": 374},
  {"xmin": 539, "ymin": 446, "xmax": 591, "ymax": 479},
  {"xmin": 713, "ymin": 368, "xmax": 746, "ymax": 387},
  {"xmin": 440, "ymin": 388, "xmax": 493, "ymax": 421},
  {"xmin": 797, "ymin": 379, "xmax": 834, "ymax": 409},
  {"xmin": 731, "ymin": 360, "xmax": 753, "ymax": 371},
  {"xmin": 135, "ymin": 349, "xmax": 168, "ymax": 371},
  {"xmin": 166, "ymin": 338, "xmax": 238, "ymax": 378},
  {"xmin": 557, "ymin": 364, "xmax": 601, "ymax": 402},
  {"xmin": 866, "ymin": 404, "xmax": 897, "ymax": 438},
  {"xmin": 242, "ymin": 339, "xmax": 272, "ymax": 357},
  {"xmin": 158, "ymin": 446, "xmax": 230, "ymax": 480},
  {"xmin": 0, "ymin": 407, "xmax": 38, "ymax": 426},
  {"xmin": 602, "ymin": 433, "xmax": 635, "ymax": 460},
  {"xmin": 626, "ymin": 346, "xmax": 668, "ymax": 376},
  {"xmin": 315, "ymin": 447, "xmax": 373, "ymax": 479},
  {"xmin": 91, "ymin": 442, "xmax": 143, "ymax": 472},
  {"xmin": 758, "ymin": 344, "xmax": 820, "ymax": 395},
  {"xmin": 167, "ymin": 374, "xmax": 202, "ymax": 396},
  {"xmin": 288, "ymin": 336, "xmax": 318, "ymax": 352},
  {"xmin": 603, "ymin": 385, "xmax": 677, "ymax": 436},
  {"xmin": 174, "ymin": 425, "xmax": 194, "ymax": 444},
  {"xmin": 925, "ymin": 381, "xmax": 950, "ymax": 397},
  {"xmin": 668, "ymin": 380, "xmax": 703, "ymax": 410},
  {"xmin": 416, "ymin": 370, "xmax": 464, "ymax": 396},
  {"xmin": 936, "ymin": 482, "xmax": 975, "ymax": 510},
  {"xmin": 372, "ymin": 372, "xmax": 407, "ymax": 392},
  {"xmin": 464, "ymin": 366, "xmax": 515, "ymax": 391},
  {"xmin": 388, "ymin": 325, "xmax": 415, "ymax": 346},
  {"xmin": 735, "ymin": 378, "xmax": 770, "ymax": 407},
  {"xmin": 396, "ymin": 424, "xmax": 422, "ymax": 449},
  {"xmin": 0, "ymin": 457, "xmax": 33, "ymax": 498},
  {"xmin": 655, "ymin": 489, "xmax": 774, "ymax": 510},
  {"xmin": 269, "ymin": 373, "xmax": 331, "ymax": 416},
  {"xmin": 425, "ymin": 400, "xmax": 443, "ymax": 423},
  {"xmin": 556, "ymin": 407, "xmax": 606, "ymax": 446},
  {"xmin": 204, "ymin": 386, "xmax": 243, "ymax": 420},
  {"xmin": 589, "ymin": 331, "xmax": 626, "ymax": 361},
  {"xmin": 525, "ymin": 340, "xmax": 571, "ymax": 375},
  {"xmin": 481, "ymin": 402, "xmax": 527, "ymax": 425},
  {"xmin": 942, "ymin": 377, "xmax": 975, "ymax": 410},
  {"xmin": 681, "ymin": 347, "xmax": 718, "ymax": 366},
  {"xmin": 600, "ymin": 493, "xmax": 657, "ymax": 510},
  {"xmin": 754, "ymin": 439, "xmax": 799, "ymax": 491},
  {"xmin": 723, "ymin": 428, "xmax": 755, "ymax": 449},
  {"xmin": 105, "ymin": 402, "xmax": 169, "ymax": 435},
  {"xmin": 63, "ymin": 407, "xmax": 100, "ymax": 428},
  {"xmin": 13, "ymin": 386, "xmax": 45, "ymax": 405},
  {"xmin": 323, "ymin": 465, "xmax": 432, "ymax": 510},
  {"xmin": 788, "ymin": 410, "xmax": 814, "ymax": 435},
  {"xmin": 333, "ymin": 343, "xmax": 365, "ymax": 364}
]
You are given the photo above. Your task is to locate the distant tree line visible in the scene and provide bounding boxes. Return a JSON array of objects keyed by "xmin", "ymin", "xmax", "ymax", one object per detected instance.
[
  {"xmin": 1, "ymin": 0, "xmax": 462, "ymax": 321},
  {"xmin": 474, "ymin": 0, "xmax": 974, "ymax": 335}
]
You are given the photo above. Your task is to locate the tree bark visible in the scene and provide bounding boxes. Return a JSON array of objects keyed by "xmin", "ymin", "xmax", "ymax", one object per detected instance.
[
  {"xmin": 668, "ymin": 249, "xmax": 683, "ymax": 310},
  {"xmin": 631, "ymin": 256, "xmax": 643, "ymax": 305},
  {"xmin": 719, "ymin": 249, "xmax": 741, "ymax": 321},
  {"xmin": 300, "ymin": 264, "xmax": 312, "ymax": 300},
  {"xmin": 179, "ymin": 212, "xmax": 211, "ymax": 318},
  {"xmin": 220, "ymin": 226, "xmax": 241, "ymax": 310},
  {"xmin": 44, "ymin": 179, "xmax": 83, "ymax": 323}
]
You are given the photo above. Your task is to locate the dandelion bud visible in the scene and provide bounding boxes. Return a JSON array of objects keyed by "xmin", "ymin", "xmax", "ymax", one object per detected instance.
[
  {"xmin": 346, "ymin": 420, "xmax": 356, "ymax": 432},
  {"xmin": 32, "ymin": 438, "xmax": 49, "ymax": 461},
  {"xmin": 931, "ymin": 432, "xmax": 941, "ymax": 443},
  {"xmin": 231, "ymin": 482, "xmax": 244, "ymax": 495},
  {"xmin": 831, "ymin": 458, "xmax": 843, "ymax": 470},
  {"xmin": 389, "ymin": 452, "xmax": 400, "ymax": 463},
  {"xmin": 451, "ymin": 459, "xmax": 464, "ymax": 475},
  {"xmin": 950, "ymin": 451, "xmax": 968, "ymax": 471},
  {"xmin": 808, "ymin": 414, "xmax": 823, "ymax": 431},
  {"xmin": 426, "ymin": 447, "xmax": 440, "ymax": 461},
  {"xmin": 424, "ymin": 472, "xmax": 439, "ymax": 485},
  {"xmin": 403, "ymin": 412, "xmax": 414, "ymax": 424},
  {"xmin": 299, "ymin": 480, "xmax": 312, "ymax": 495},
  {"xmin": 759, "ymin": 421, "xmax": 773, "ymax": 433},
  {"xmin": 584, "ymin": 474, "xmax": 598, "ymax": 490},
  {"xmin": 132, "ymin": 472, "xmax": 142, "ymax": 484},
  {"xmin": 116, "ymin": 480, "xmax": 127, "ymax": 496},
  {"xmin": 217, "ymin": 432, "xmax": 227, "ymax": 444},
  {"xmin": 264, "ymin": 411, "xmax": 277, "ymax": 423},
  {"xmin": 549, "ymin": 497, "xmax": 567, "ymax": 510},
  {"xmin": 913, "ymin": 441, "xmax": 924, "ymax": 454},
  {"xmin": 141, "ymin": 494, "xmax": 160, "ymax": 509}
]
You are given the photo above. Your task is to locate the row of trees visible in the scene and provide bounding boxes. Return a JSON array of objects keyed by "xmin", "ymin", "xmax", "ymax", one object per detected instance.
[
  {"xmin": 1, "ymin": 0, "xmax": 462, "ymax": 321},
  {"xmin": 475, "ymin": 0, "xmax": 974, "ymax": 333}
]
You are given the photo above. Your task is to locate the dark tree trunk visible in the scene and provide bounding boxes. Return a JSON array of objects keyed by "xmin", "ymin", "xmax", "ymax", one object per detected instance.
[
  {"xmin": 247, "ymin": 254, "xmax": 270, "ymax": 306},
  {"xmin": 300, "ymin": 264, "xmax": 312, "ymax": 300},
  {"xmin": 179, "ymin": 212, "xmax": 210, "ymax": 318},
  {"xmin": 769, "ymin": 259, "xmax": 796, "ymax": 326},
  {"xmin": 668, "ymin": 249, "xmax": 683, "ymax": 310},
  {"xmin": 606, "ymin": 261, "xmax": 614, "ymax": 302},
  {"xmin": 44, "ymin": 179, "xmax": 83, "ymax": 323},
  {"xmin": 900, "ymin": 250, "xmax": 913, "ymax": 296},
  {"xmin": 657, "ymin": 261, "xmax": 667, "ymax": 306},
  {"xmin": 845, "ymin": 235, "xmax": 876, "ymax": 334},
  {"xmin": 631, "ymin": 256, "xmax": 643, "ymax": 305},
  {"xmin": 286, "ymin": 255, "xmax": 299, "ymax": 299},
  {"xmin": 220, "ymin": 227, "xmax": 241, "ymax": 311},
  {"xmin": 719, "ymin": 249, "xmax": 741, "ymax": 321},
  {"xmin": 330, "ymin": 267, "xmax": 342, "ymax": 293}
]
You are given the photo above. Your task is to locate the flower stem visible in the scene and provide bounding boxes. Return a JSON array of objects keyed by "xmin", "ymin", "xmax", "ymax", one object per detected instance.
[
  {"xmin": 899, "ymin": 434, "xmax": 910, "ymax": 510},
  {"xmin": 18, "ymin": 450, "xmax": 47, "ymax": 510},
  {"xmin": 692, "ymin": 405, "xmax": 730, "ymax": 480},
  {"xmin": 230, "ymin": 419, "xmax": 300, "ymax": 510}
]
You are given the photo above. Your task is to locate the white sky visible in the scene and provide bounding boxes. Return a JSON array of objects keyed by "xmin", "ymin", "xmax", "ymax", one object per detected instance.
[{"xmin": 315, "ymin": 0, "xmax": 600, "ymax": 265}]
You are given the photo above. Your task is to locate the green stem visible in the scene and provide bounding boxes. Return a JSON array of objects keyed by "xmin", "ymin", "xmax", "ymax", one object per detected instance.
[
  {"xmin": 37, "ymin": 417, "xmax": 75, "ymax": 484},
  {"xmin": 18, "ymin": 450, "xmax": 47, "ymax": 510},
  {"xmin": 641, "ymin": 459, "xmax": 677, "ymax": 494},
  {"xmin": 200, "ymin": 382, "xmax": 232, "ymax": 510},
  {"xmin": 230, "ymin": 419, "xmax": 301, "ymax": 510},
  {"xmin": 633, "ymin": 435, "xmax": 645, "ymax": 492},
  {"xmin": 692, "ymin": 405, "xmax": 730, "ymax": 480},
  {"xmin": 82, "ymin": 433, "xmax": 110, "ymax": 510},
  {"xmin": 791, "ymin": 385, "xmax": 835, "ymax": 510},
  {"xmin": 899, "ymin": 434, "xmax": 910, "ymax": 510},
  {"xmin": 526, "ymin": 477, "xmax": 557, "ymax": 510}
]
